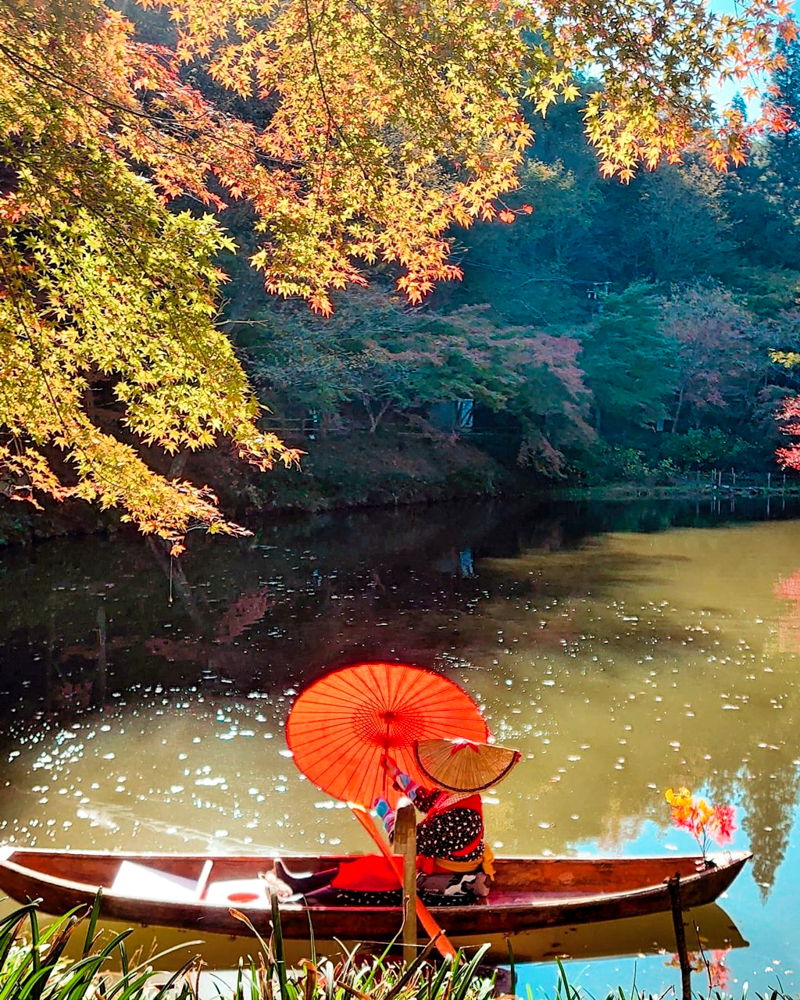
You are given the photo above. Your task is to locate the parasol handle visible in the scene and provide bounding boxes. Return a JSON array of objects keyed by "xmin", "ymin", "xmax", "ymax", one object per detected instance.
[{"xmin": 348, "ymin": 803, "xmax": 457, "ymax": 961}]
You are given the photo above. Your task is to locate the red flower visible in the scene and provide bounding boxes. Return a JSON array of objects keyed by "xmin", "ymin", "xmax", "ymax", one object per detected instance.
[
  {"xmin": 709, "ymin": 804, "xmax": 736, "ymax": 844},
  {"xmin": 665, "ymin": 788, "xmax": 736, "ymax": 856}
]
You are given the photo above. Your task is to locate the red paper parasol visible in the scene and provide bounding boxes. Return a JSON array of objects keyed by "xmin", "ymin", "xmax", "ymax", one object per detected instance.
[{"xmin": 286, "ymin": 662, "xmax": 488, "ymax": 807}]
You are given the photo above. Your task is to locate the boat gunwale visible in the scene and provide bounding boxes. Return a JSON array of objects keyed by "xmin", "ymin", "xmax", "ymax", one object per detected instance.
[{"xmin": 0, "ymin": 849, "xmax": 753, "ymax": 917}]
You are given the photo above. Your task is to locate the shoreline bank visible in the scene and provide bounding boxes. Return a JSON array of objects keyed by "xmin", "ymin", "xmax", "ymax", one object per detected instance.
[{"xmin": 1, "ymin": 429, "xmax": 797, "ymax": 547}]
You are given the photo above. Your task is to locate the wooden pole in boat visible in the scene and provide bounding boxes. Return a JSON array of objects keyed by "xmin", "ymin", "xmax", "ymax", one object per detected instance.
[
  {"xmin": 394, "ymin": 799, "xmax": 417, "ymax": 965},
  {"xmin": 349, "ymin": 804, "xmax": 457, "ymax": 960},
  {"xmin": 667, "ymin": 874, "xmax": 691, "ymax": 1000}
]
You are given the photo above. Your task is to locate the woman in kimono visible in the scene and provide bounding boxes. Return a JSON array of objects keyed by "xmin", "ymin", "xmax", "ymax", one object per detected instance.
[{"xmin": 273, "ymin": 739, "xmax": 520, "ymax": 906}]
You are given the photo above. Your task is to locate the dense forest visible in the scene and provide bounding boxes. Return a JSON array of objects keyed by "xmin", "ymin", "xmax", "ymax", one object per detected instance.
[{"xmin": 228, "ymin": 35, "xmax": 800, "ymax": 490}]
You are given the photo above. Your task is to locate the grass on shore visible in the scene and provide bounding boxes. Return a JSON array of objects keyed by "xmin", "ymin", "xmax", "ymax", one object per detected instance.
[
  {"xmin": 0, "ymin": 893, "xmax": 789, "ymax": 1000},
  {"xmin": 0, "ymin": 892, "xmax": 499, "ymax": 1000}
]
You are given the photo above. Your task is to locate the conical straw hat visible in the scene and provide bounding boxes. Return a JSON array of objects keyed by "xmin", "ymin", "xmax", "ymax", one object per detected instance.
[{"xmin": 413, "ymin": 738, "xmax": 521, "ymax": 793}]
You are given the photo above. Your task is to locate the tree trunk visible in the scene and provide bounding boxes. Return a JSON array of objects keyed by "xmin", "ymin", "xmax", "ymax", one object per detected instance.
[
  {"xmin": 362, "ymin": 396, "xmax": 378, "ymax": 433},
  {"xmin": 363, "ymin": 396, "xmax": 392, "ymax": 433},
  {"xmin": 168, "ymin": 451, "xmax": 189, "ymax": 480},
  {"xmin": 671, "ymin": 383, "xmax": 685, "ymax": 434}
]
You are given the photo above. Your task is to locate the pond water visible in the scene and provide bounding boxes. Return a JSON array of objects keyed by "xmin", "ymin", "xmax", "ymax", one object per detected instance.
[{"xmin": 1, "ymin": 496, "xmax": 800, "ymax": 993}]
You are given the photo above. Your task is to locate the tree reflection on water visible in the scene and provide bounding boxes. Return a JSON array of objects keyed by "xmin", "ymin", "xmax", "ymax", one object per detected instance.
[{"xmin": 1, "ymin": 496, "xmax": 800, "ymax": 914}]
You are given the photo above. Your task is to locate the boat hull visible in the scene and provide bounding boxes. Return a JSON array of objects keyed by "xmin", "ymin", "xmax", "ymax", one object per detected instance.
[{"xmin": 0, "ymin": 848, "xmax": 750, "ymax": 939}]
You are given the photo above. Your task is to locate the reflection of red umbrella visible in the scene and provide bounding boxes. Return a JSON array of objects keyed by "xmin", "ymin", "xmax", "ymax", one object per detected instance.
[{"xmin": 286, "ymin": 662, "xmax": 488, "ymax": 807}]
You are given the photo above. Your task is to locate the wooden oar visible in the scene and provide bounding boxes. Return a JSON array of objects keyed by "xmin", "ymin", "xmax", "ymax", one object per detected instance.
[{"xmin": 349, "ymin": 803, "xmax": 457, "ymax": 960}]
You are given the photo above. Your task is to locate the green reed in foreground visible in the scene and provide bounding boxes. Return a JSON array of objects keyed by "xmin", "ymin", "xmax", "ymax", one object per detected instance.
[
  {"xmin": 0, "ymin": 893, "xmax": 497, "ymax": 1000},
  {"xmin": 0, "ymin": 895, "xmax": 793, "ymax": 1000}
]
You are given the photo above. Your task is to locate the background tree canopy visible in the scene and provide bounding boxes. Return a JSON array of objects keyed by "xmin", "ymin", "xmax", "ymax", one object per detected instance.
[{"xmin": 0, "ymin": 0, "xmax": 797, "ymax": 543}]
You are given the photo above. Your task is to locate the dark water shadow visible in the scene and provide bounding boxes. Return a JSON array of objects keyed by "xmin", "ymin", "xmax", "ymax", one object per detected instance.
[{"xmin": 2, "ymin": 496, "xmax": 800, "ymax": 715}]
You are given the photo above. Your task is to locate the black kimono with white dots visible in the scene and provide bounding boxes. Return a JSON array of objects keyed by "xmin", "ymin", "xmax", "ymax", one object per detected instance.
[
  {"xmin": 330, "ymin": 789, "xmax": 486, "ymax": 906},
  {"xmin": 413, "ymin": 788, "xmax": 484, "ymax": 868}
]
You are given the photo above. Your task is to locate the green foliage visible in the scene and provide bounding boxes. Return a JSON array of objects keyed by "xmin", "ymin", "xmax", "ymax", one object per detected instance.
[
  {"xmin": 599, "ymin": 445, "xmax": 655, "ymax": 482},
  {"xmin": 0, "ymin": 899, "xmax": 194, "ymax": 1000},
  {"xmin": 618, "ymin": 164, "xmax": 736, "ymax": 285},
  {"xmin": 725, "ymin": 266, "xmax": 800, "ymax": 317},
  {"xmin": 246, "ymin": 290, "xmax": 591, "ymax": 475},
  {"xmin": 765, "ymin": 33, "xmax": 800, "ymax": 219},
  {"xmin": 719, "ymin": 38, "xmax": 800, "ymax": 280},
  {"xmin": 722, "ymin": 157, "xmax": 800, "ymax": 275},
  {"xmin": 0, "ymin": 140, "xmax": 296, "ymax": 547},
  {"xmin": 575, "ymin": 443, "xmax": 679, "ymax": 485},
  {"xmin": 0, "ymin": 897, "xmax": 498, "ymax": 1000},
  {"xmin": 660, "ymin": 428, "xmax": 749, "ymax": 469},
  {"xmin": 579, "ymin": 282, "xmax": 679, "ymax": 433},
  {"xmin": 662, "ymin": 284, "xmax": 772, "ymax": 434},
  {"xmin": 434, "ymin": 155, "xmax": 601, "ymax": 325}
]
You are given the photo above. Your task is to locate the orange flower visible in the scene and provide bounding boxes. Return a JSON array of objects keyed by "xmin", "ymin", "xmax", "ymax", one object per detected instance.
[{"xmin": 665, "ymin": 788, "xmax": 736, "ymax": 857}]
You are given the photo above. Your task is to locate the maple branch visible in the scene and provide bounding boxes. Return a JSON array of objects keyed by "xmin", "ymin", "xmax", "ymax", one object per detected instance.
[
  {"xmin": 300, "ymin": 0, "xmax": 374, "ymax": 189},
  {"xmin": 20, "ymin": 159, "xmax": 158, "ymax": 281},
  {"xmin": 0, "ymin": 278, "xmax": 147, "ymax": 525},
  {"xmin": 342, "ymin": 0, "xmax": 460, "ymax": 143},
  {"xmin": 0, "ymin": 40, "xmax": 167, "ymax": 124},
  {"xmin": 0, "ymin": 40, "xmax": 303, "ymax": 172},
  {"xmin": 0, "ymin": 255, "xmax": 79, "ymax": 459}
]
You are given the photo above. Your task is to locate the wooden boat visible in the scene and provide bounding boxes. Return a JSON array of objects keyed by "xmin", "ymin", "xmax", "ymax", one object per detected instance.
[{"xmin": 0, "ymin": 847, "xmax": 750, "ymax": 940}]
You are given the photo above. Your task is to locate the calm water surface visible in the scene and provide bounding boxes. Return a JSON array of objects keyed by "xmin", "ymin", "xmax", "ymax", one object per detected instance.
[{"xmin": 1, "ymin": 497, "xmax": 800, "ymax": 992}]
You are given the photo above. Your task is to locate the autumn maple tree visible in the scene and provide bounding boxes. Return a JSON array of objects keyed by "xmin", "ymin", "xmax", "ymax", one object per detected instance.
[{"xmin": 0, "ymin": 0, "xmax": 795, "ymax": 544}]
